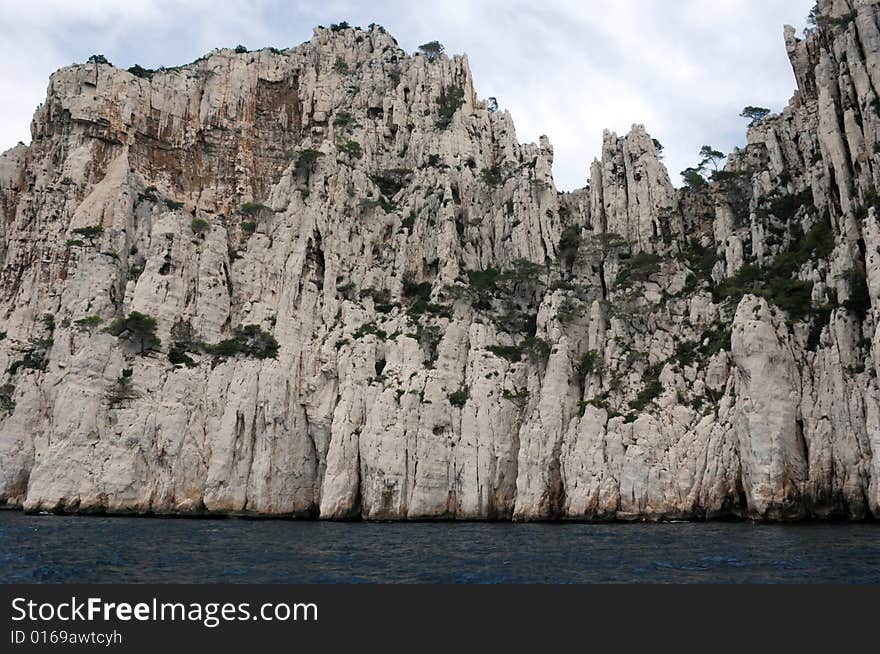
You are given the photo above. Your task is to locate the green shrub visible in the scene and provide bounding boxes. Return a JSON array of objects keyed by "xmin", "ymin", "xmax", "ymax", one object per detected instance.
[
  {"xmin": 293, "ymin": 148, "xmax": 324, "ymax": 176},
  {"xmin": 168, "ymin": 347, "xmax": 197, "ymax": 368},
  {"xmin": 448, "ymin": 385, "xmax": 469, "ymax": 407},
  {"xmin": 402, "ymin": 277, "xmax": 432, "ymax": 316},
  {"xmin": 338, "ymin": 140, "xmax": 363, "ymax": 158},
  {"xmin": 240, "ymin": 202, "xmax": 268, "ymax": 215},
  {"xmin": 466, "ymin": 267, "xmax": 500, "ymax": 291},
  {"xmin": 241, "ymin": 221, "xmax": 257, "ymax": 234},
  {"xmin": 578, "ymin": 350, "xmax": 598, "ymax": 375},
  {"xmin": 616, "ymin": 252, "xmax": 661, "ymax": 286},
  {"xmin": 203, "ymin": 325, "xmax": 279, "ymax": 359},
  {"xmin": 127, "ymin": 64, "xmax": 155, "ymax": 79},
  {"xmin": 191, "ymin": 218, "xmax": 209, "ymax": 234},
  {"xmin": 481, "ymin": 166, "xmax": 503, "ymax": 187},
  {"xmin": 370, "ymin": 169, "xmax": 412, "ymax": 197},
  {"xmin": 418, "ymin": 41, "xmax": 445, "ymax": 62},
  {"xmin": 702, "ymin": 326, "xmax": 732, "ymax": 357},
  {"xmin": 501, "ymin": 259, "xmax": 544, "ymax": 287},
  {"xmin": 557, "ymin": 297, "xmax": 580, "ymax": 324},
  {"xmin": 436, "ymin": 85, "xmax": 465, "ymax": 129},
  {"xmin": 74, "ymin": 315, "xmax": 103, "ymax": 332},
  {"xmin": 525, "ymin": 336, "xmax": 552, "ymax": 362},
  {"xmin": 765, "ymin": 279, "xmax": 814, "ymax": 321},
  {"xmin": 107, "ymin": 311, "xmax": 160, "ymax": 354},
  {"xmin": 629, "ymin": 369, "xmax": 663, "ymax": 413},
  {"xmin": 72, "ymin": 225, "xmax": 104, "ymax": 240},
  {"xmin": 501, "ymin": 388, "xmax": 529, "ymax": 407},
  {"xmin": 333, "ymin": 58, "xmax": 349, "ymax": 73},
  {"xmin": 713, "ymin": 214, "xmax": 834, "ymax": 321},
  {"xmin": 487, "ymin": 345, "xmax": 523, "ymax": 363},
  {"xmin": 107, "ymin": 370, "xmax": 137, "ymax": 407},
  {"xmin": 681, "ymin": 167, "xmax": 707, "ymax": 189},
  {"xmin": 87, "ymin": 54, "xmax": 111, "ymax": 65},
  {"xmin": 0, "ymin": 383, "xmax": 15, "ymax": 414},
  {"xmin": 840, "ymin": 269, "xmax": 870, "ymax": 320},
  {"xmin": 740, "ymin": 106, "xmax": 770, "ymax": 127},
  {"xmin": 42, "ymin": 314, "xmax": 56, "ymax": 333},
  {"xmin": 353, "ymin": 323, "xmax": 387, "ymax": 340},
  {"xmin": 333, "ymin": 112, "xmax": 353, "ymax": 128},
  {"xmin": 210, "ymin": 325, "xmax": 278, "ymax": 359},
  {"xmin": 768, "ymin": 189, "xmax": 813, "ymax": 222},
  {"xmin": 66, "ymin": 239, "xmax": 85, "ymax": 248},
  {"xmin": 685, "ymin": 239, "xmax": 720, "ymax": 283},
  {"xmin": 558, "ymin": 225, "xmax": 582, "ymax": 268}
]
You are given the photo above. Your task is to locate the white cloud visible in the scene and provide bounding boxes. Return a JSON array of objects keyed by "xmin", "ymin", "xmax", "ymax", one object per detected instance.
[{"xmin": 0, "ymin": 0, "xmax": 815, "ymax": 189}]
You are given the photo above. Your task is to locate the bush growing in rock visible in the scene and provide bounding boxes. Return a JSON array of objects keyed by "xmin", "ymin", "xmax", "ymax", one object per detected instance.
[
  {"xmin": 74, "ymin": 315, "xmax": 103, "ymax": 332},
  {"xmin": 240, "ymin": 202, "xmax": 268, "ymax": 215},
  {"xmin": 72, "ymin": 225, "xmax": 104, "ymax": 240},
  {"xmin": 481, "ymin": 166, "xmax": 503, "ymax": 187},
  {"xmin": 106, "ymin": 311, "xmax": 161, "ymax": 354},
  {"xmin": 203, "ymin": 325, "xmax": 279, "ymax": 359},
  {"xmin": 616, "ymin": 252, "xmax": 661, "ymax": 286},
  {"xmin": 127, "ymin": 65, "xmax": 155, "ymax": 79},
  {"xmin": 436, "ymin": 85, "xmax": 465, "ymax": 129},
  {"xmin": 107, "ymin": 369, "xmax": 136, "ymax": 407},
  {"xmin": 448, "ymin": 385, "xmax": 469, "ymax": 407},
  {"xmin": 578, "ymin": 350, "xmax": 598, "ymax": 375},
  {"xmin": 337, "ymin": 139, "xmax": 363, "ymax": 159},
  {"xmin": 0, "ymin": 384, "xmax": 15, "ymax": 414},
  {"xmin": 840, "ymin": 268, "xmax": 870, "ymax": 320},
  {"xmin": 332, "ymin": 112, "xmax": 353, "ymax": 128},
  {"xmin": 487, "ymin": 344, "xmax": 523, "ymax": 363},
  {"xmin": 629, "ymin": 367, "xmax": 663, "ymax": 413},
  {"xmin": 558, "ymin": 225, "xmax": 582, "ymax": 269},
  {"xmin": 370, "ymin": 169, "xmax": 412, "ymax": 197},
  {"xmin": 293, "ymin": 148, "xmax": 324, "ymax": 176}
]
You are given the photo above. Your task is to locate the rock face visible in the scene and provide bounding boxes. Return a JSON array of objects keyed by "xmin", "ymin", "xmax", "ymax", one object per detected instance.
[{"xmin": 1, "ymin": 2, "xmax": 879, "ymax": 521}]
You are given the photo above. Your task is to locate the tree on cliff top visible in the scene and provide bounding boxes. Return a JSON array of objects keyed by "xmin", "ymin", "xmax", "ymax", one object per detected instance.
[
  {"xmin": 418, "ymin": 41, "xmax": 445, "ymax": 62},
  {"xmin": 740, "ymin": 106, "xmax": 771, "ymax": 128}
]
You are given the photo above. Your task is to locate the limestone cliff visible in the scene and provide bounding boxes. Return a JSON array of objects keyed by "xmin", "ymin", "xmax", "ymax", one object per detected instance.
[{"xmin": 1, "ymin": 1, "xmax": 879, "ymax": 521}]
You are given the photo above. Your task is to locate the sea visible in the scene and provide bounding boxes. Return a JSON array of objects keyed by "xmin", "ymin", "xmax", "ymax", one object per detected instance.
[{"xmin": 1, "ymin": 511, "xmax": 878, "ymax": 584}]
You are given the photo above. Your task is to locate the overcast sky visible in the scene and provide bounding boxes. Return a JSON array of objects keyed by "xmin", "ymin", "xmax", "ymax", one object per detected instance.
[{"xmin": 0, "ymin": 0, "xmax": 815, "ymax": 190}]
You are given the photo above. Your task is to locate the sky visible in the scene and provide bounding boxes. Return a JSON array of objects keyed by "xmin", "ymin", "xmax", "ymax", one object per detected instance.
[{"xmin": 0, "ymin": 0, "xmax": 816, "ymax": 190}]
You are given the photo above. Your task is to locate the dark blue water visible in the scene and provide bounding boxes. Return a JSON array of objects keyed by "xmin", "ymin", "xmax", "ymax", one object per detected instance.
[{"xmin": 1, "ymin": 511, "xmax": 878, "ymax": 583}]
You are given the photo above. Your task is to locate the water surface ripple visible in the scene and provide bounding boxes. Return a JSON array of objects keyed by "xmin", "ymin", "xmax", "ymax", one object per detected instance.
[{"xmin": 1, "ymin": 512, "xmax": 877, "ymax": 583}]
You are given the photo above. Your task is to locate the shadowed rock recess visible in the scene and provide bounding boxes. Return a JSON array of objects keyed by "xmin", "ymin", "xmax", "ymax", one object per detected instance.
[{"xmin": 1, "ymin": 1, "xmax": 879, "ymax": 521}]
